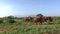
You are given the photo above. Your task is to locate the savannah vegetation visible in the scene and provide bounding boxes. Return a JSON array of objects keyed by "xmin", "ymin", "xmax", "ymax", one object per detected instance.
[{"xmin": 0, "ymin": 15, "xmax": 60, "ymax": 34}]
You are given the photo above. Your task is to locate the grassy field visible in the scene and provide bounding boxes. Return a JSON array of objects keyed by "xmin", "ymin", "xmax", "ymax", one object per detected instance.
[{"xmin": 0, "ymin": 16, "xmax": 60, "ymax": 34}]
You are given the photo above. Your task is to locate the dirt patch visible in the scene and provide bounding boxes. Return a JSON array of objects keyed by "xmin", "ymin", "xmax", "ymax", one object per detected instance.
[{"xmin": 0, "ymin": 28, "xmax": 14, "ymax": 33}]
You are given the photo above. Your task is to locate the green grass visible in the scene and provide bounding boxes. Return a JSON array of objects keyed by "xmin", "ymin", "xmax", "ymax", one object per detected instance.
[{"xmin": 0, "ymin": 16, "xmax": 60, "ymax": 34}]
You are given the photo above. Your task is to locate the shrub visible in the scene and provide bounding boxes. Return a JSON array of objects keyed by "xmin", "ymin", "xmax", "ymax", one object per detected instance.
[
  {"xmin": 8, "ymin": 19, "xmax": 15, "ymax": 24},
  {"xmin": 0, "ymin": 18, "xmax": 3, "ymax": 23}
]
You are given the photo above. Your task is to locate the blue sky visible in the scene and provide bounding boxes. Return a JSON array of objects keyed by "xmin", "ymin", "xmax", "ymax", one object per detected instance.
[{"xmin": 0, "ymin": 0, "xmax": 60, "ymax": 17}]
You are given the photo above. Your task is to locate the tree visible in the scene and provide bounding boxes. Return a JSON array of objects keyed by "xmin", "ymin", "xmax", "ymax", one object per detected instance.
[
  {"xmin": 36, "ymin": 14, "xmax": 43, "ymax": 17},
  {"xmin": 7, "ymin": 15, "xmax": 14, "ymax": 19}
]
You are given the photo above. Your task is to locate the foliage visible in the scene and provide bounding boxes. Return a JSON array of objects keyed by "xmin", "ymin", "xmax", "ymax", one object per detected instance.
[
  {"xmin": 0, "ymin": 18, "xmax": 3, "ymax": 23},
  {"xmin": 8, "ymin": 19, "xmax": 15, "ymax": 24},
  {"xmin": 36, "ymin": 14, "xmax": 43, "ymax": 17},
  {"xmin": 0, "ymin": 16, "xmax": 59, "ymax": 34}
]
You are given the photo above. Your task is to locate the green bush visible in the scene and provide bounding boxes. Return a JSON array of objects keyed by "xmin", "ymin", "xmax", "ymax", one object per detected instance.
[
  {"xmin": 8, "ymin": 19, "xmax": 15, "ymax": 24},
  {"xmin": 0, "ymin": 18, "xmax": 3, "ymax": 23}
]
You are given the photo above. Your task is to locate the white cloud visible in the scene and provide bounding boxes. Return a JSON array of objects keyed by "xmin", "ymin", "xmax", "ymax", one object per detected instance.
[{"xmin": 0, "ymin": 5, "xmax": 12, "ymax": 17}]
